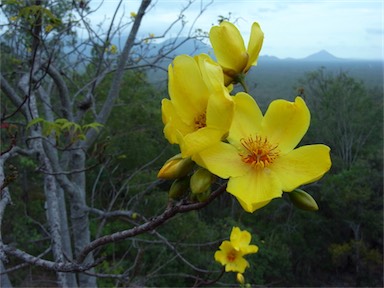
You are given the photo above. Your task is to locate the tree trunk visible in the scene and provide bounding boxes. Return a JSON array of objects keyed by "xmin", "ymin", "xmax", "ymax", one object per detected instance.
[{"xmin": 69, "ymin": 150, "xmax": 96, "ymax": 287}]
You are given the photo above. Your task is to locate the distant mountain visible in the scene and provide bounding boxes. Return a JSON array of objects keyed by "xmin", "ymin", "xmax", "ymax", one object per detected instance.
[
  {"xmin": 302, "ymin": 49, "xmax": 343, "ymax": 62},
  {"xmin": 151, "ymin": 39, "xmax": 345, "ymax": 63},
  {"xmin": 258, "ymin": 55, "xmax": 280, "ymax": 62},
  {"xmin": 153, "ymin": 37, "xmax": 212, "ymax": 57}
]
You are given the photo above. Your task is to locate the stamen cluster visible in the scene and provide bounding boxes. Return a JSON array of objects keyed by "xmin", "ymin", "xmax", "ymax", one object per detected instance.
[{"xmin": 240, "ymin": 136, "xmax": 279, "ymax": 168}]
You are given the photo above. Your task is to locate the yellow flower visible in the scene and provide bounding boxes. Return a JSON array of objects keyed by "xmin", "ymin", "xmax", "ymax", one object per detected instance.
[
  {"xmin": 109, "ymin": 44, "xmax": 117, "ymax": 54},
  {"xmin": 209, "ymin": 21, "xmax": 264, "ymax": 86},
  {"xmin": 45, "ymin": 24, "xmax": 53, "ymax": 33},
  {"xmin": 161, "ymin": 54, "xmax": 234, "ymax": 158},
  {"xmin": 214, "ymin": 227, "xmax": 258, "ymax": 273},
  {"xmin": 196, "ymin": 93, "xmax": 332, "ymax": 212}
]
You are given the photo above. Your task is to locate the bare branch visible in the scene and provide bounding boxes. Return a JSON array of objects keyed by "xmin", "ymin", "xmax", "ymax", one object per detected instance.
[
  {"xmin": 85, "ymin": 0, "xmax": 152, "ymax": 149},
  {"xmin": 76, "ymin": 183, "xmax": 227, "ymax": 264},
  {"xmin": 0, "ymin": 73, "xmax": 28, "ymax": 119},
  {"xmin": 43, "ymin": 65, "xmax": 73, "ymax": 120},
  {"xmin": 0, "ymin": 244, "xmax": 103, "ymax": 273}
]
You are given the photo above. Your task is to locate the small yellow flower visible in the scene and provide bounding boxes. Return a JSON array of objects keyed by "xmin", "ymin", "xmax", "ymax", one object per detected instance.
[
  {"xmin": 196, "ymin": 94, "xmax": 331, "ymax": 212},
  {"xmin": 209, "ymin": 21, "xmax": 264, "ymax": 85},
  {"xmin": 109, "ymin": 44, "xmax": 117, "ymax": 54},
  {"xmin": 45, "ymin": 24, "xmax": 53, "ymax": 33},
  {"xmin": 215, "ymin": 227, "xmax": 258, "ymax": 273},
  {"xmin": 161, "ymin": 54, "xmax": 234, "ymax": 158}
]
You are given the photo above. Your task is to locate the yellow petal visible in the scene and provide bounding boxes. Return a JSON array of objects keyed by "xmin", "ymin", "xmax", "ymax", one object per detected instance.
[
  {"xmin": 162, "ymin": 99, "xmax": 193, "ymax": 144},
  {"xmin": 214, "ymin": 250, "xmax": 227, "ymax": 265},
  {"xmin": 228, "ymin": 92, "xmax": 263, "ymax": 148},
  {"xmin": 227, "ymin": 168, "xmax": 283, "ymax": 212},
  {"xmin": 262, "ymin": 97, "xmax": 310, "ymax": 154},
  {"xmin": 206, "ymin": 90, "xmax": 233, "ymax": 132},
  {"xmin": 179, "ymin": 127, "xmax": 223, "ymax": 158},
  {"xmin": 271, "ymin": 144, "xmax": 332, "ymax": 191},
  {"xmin": 242, "ymin": 244, "xmax": 259, "ymax": 255},
  {"xmin": 168, "ymin": 55, "xmax": 208, "ymax": 122},
  {"xmin": 225, "ymin": 256, "xmax": 250, "ymax": 273},
  {"xmin": 214, "ymin": 241, "xmax": 233, "ymax": 264},
  {"xmin": 245, "ymin": 22, "xmax": 264, "ymax": 72},
  {"xmin": 237, "ymin": 198, "xmax": 271, "ymax": 212},
  {"xmin": 197, "ymin": 54, "xmax": 234, "ymax": 131},
  {"xmin": 209, "ymin": 21, "xmax": 248, "ymax": 74},
  {"xmin": 195, "ymin": 54, "xmax": 225, "ymax": 93},
  {"xmin": 230, "ymin": 227, "xmax": 252, "ymax": 249},
  {"xmin": 194, "ymin": 142, "xmax": 251, "ymax": 179}
]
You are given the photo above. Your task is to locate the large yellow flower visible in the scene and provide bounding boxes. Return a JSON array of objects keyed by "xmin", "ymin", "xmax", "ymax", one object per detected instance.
[
  {"xmin": 162, "ymin": 54, "xmax": 233, "ymax": 157},
  {"xmin": 209, "ymin": 21, "xmax": 264, "ymax": 85},
  {"xmin": 214, "ymin": 227, "xmax": 258, "ymax": 273},
  {"xmin": 196, "ymin": 93, "xmax": 332, "ymax": 212}
]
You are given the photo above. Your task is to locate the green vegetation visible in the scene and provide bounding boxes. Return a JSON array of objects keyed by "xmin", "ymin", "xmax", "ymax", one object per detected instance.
[
  {"xmin": 0, "ymin": 1, "xmax": 382, "ymax": 286},
  {"xmin": 2, "ymin": 56, "xmax": 383, "ymax": 286}
]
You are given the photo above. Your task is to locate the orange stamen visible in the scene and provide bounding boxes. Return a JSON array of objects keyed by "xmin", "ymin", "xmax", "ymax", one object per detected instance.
[{"xmin": 240, "ymin": 136, "xmax": 279, "ymax": 168}]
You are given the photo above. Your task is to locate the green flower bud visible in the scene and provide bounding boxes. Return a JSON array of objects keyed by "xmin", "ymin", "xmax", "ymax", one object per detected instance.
[
  {"xmin": 190, "ymin": 168, "xmax": 214, "ymax": 195},
  {"xmin": 288, "ymin": 189, "xmax": 319, "ymax": 211},
  {"xmin": 157, "ymin": 154, "xmax": 194, "ymax": 180},
  {"xmin": 196, "ymin": 188, "xmax": 211, "ymax": 202},
  {"xmin": 168, "ymin": 177, "xmax": 190, "ymax": 200}
]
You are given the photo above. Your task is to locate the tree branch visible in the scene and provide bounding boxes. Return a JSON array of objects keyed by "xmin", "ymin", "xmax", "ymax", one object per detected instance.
[
  {"xmin": 76, "ymin": 183, "xmax": 226, "ymax": 263},
  {"xmin": 0, "ymin": 73, "xmax": 28, "ymax": 119},
  {"xmin": 43, "ymin": 64, "xmax": 73, "ymax": 120},
  {"xmin": 85, "ymin": 0, "xmax": 152, "ymax": 149}
]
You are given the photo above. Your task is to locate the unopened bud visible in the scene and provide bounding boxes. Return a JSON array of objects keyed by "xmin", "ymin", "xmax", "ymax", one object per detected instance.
[
  {"xmin": 190, "ymin": 168, "xmax": 214, "ymax": 195},
  {"xmin": 157, "ymin": 154, "xmax": 194, "ymax": 180},
  {"xmin": 196, "ymin": 188, "xmax": 211, "ymax": 202},
  {"xmin": 168, "ymin": 177, "xmax": 190, "ymax": 200},
  {"xmin": 236, "ymin": 273, "xmax": 245, "ymax": 285},
  {"xmin": 288, "ymin": 189, "xmax": 319, "ymax": 211}
]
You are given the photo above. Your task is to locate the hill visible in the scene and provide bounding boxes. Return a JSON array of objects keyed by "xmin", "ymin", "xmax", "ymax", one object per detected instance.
[{"xmin": 146, "ymin": 38, "xmax": 383, "ymax": 105}]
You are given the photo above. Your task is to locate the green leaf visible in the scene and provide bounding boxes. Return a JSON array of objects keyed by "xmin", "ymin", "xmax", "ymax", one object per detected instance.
[{"xmin": 26, "ymin": 117, "xmax": 45, "ymax": 130}]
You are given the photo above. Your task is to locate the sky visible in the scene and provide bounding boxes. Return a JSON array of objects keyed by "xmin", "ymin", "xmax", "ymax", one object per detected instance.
[{"xmin": 88, "ymin": 0, "xmax": 384, "ymax": 60}]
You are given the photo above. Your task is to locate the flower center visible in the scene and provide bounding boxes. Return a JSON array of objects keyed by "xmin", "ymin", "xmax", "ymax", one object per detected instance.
[
  {"xmin": 240, "ymin": 136, "xmax": 280, "ymax": 168},
  {"xmin": 227, "ymin": 249, "xmax": 237, "ymax": 262},
  {"xmin": 194, "ymin": 112, "xmax": 206, "ymax": 130}
]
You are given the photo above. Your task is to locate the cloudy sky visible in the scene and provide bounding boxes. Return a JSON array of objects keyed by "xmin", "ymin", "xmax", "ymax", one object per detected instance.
[{"xmin": 88, "ymin": 0, "xmax": 383, "ymax": 60}]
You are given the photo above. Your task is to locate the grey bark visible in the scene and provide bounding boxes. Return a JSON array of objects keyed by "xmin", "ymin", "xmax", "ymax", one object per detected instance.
[
  {"xmin": 18, "ymin": 73, "xmax": 69, "ymax": 287},
  {"xmin": 0, "ymin": 156, "xmax": 13, "ymax": 288}
]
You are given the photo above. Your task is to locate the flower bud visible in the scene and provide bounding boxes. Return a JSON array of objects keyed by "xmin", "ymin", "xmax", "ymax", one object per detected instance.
[
  {"xmin": 168, "ymin": 177, "xmax": 190, "ymax": 200},
  {"xmin": 157, "ymin": 154, "xmax": 194, "ymax": 180},
  {"xmin": 236, "ymin": 273, "xmax": 245, "ymax": 285},
  {"xmin": 196, "ymin": 188, "xmax": 211, "ymax": 202},
  {"xmin": 190, "ymin": 168, "xmax": 214, "ymax": 195},
  {"xmin": 288, "ymin": 189, "xmax": 319, "ymax": 211}
]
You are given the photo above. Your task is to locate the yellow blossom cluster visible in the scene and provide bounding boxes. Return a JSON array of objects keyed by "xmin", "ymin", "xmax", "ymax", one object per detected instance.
[
  {"xmin": 158, "ymin": 20, "xmax": 332, "ymax": 279},
  {"xmin": 158, "ymin": 20, "xmax": 331, "ymax": 213}
]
